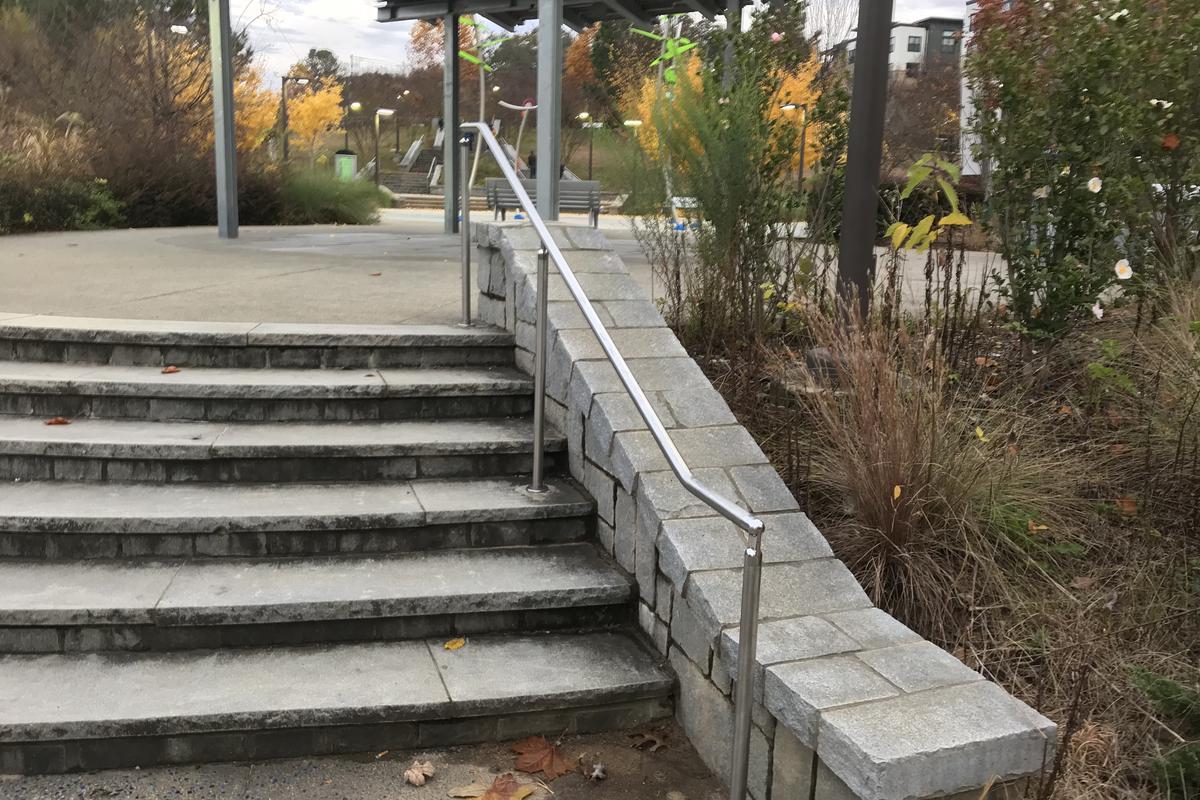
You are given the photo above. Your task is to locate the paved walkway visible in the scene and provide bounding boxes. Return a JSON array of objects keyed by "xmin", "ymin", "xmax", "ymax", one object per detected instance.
[{"xmin": 0, "ymin": 210, "xmax": 995, "ymax": 324}]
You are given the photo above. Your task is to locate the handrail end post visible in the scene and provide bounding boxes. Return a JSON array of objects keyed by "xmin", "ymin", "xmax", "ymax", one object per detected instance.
[
  {"xmin": 527, "ymin": 246, "xmax": 550, "ymax": 494},
  {"xmin": 729, "ymin": 540, "xmax": 764, "ymax": 800},
  {"xmin": 459, "ymin": 135, "xmax": 473, "ymax": 328}
]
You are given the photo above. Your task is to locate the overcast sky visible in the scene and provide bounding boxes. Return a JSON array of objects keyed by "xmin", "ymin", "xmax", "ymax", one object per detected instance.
[{"xmin": 234, "ymin": 0, "xmax": 967, "ymax": 83}]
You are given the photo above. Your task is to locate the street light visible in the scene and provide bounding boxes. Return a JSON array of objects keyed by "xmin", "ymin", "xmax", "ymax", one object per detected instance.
[
  {"xmin": 279, "ymin": 75, "xmax": 310, "ymax": 163},
  {"xmin": 781, "ymin": 102, "xmax": 809, "ymax": 191},
  {"xmin": 343, "ymin": 101, "xmax": 363, "ymax": 150},
  {"xmin": 374, "ymin": 108, "xmax": 395, "ymax": 187},
  {"xmin": 623, "ymin": 119, "xmax": 643, "ymax": 128},
  {"xmin": 578, "ymin": 112, "xmax": 600, "ymax": 180}
]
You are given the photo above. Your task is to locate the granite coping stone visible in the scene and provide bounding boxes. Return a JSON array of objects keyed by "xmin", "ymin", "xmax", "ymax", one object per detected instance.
[
  {"xmin": 611, "ymin": 426, "xmax": 770, "ymax": 490},
  {"xmin": 0, "ymin": 631, "xmax": 672, "ymax": 744},
  {"xmin": 0, "ymin": 544, "xmax": 632, "ymax": 627},
  {"xmin": 0, "ymin": 476, "xmax": 589, "ymax": 534},
  {"xmin": 657, "ymin": 513, "xmax": 833, "ymax": 588},
  {"xmin": 819, "ymin": 681, "xmax": 1057, "ymax": 800},
  {"xmin": 856, "ymin": 642, "xmax": 985, "ymax": 694},
  {"xmin": 719, "ymin": 615, "xmax": 860, "ymax": 692},
  {"xmin": 685, "ymin": 559, "xmax": 873, "ymax": 631},
  {"xmin": 765, "ymin": 656, "xmax": 901, "ymax": 745}
]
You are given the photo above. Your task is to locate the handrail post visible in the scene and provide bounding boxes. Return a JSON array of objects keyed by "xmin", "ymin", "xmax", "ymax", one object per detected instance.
[
  {"xmin": 729, "ymin": 532, "xmax": 763, "ymax": 800},
  {"xmin": 527, "ymin": 246, "xmax": 550, "ymax": 494},
  {"xmin": 459, "ymin": 136, "xmax": 473, "ymax": 327}
]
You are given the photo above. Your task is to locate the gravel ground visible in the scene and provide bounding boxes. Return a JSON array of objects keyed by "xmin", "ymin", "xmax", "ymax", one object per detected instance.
[{"xmin": 0, "ymin": 721, "xmax": 723, "ymax": 800}]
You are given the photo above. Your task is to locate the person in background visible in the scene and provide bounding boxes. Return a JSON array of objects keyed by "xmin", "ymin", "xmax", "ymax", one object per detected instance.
[{"xmin": 527, "ymin": 151, "xmax": 537, "ymax": 178}]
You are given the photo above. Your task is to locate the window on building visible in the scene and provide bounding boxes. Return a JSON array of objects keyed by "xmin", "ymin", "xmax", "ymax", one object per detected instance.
[
  {"xmin": 889, "ymin": 36, "xmax": 894, "ymax": 52},
  {"xmin": 907, "ymin": 35, "xmax": 921, "ymax": 51},
  {"xmin": 847, "ymin": 48, "xmax": 855, "ymax": 64},
  {"xmin": 942, "ymin": 29, "xmax": 957, "ymax": 52},
  {"xmin": 905, "ymin": 62, "xmax": 921, "ymax": 78}
]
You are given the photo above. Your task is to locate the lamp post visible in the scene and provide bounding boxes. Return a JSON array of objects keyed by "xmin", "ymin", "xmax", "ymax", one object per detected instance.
[
  {"xmin": 781, "ymin": 102, "xmax": 809, "ymax": 192},
  {"xmin": 374, "ymin": 108, "xmax": 395, "ymax": 187},
  {"xmin": 394, "ymin": 89, "xmax": 410, "ymax": 152},
  {"xmin": 577, "ymin": 112, "xmax": 595, "ymax": 180},
  {"xmin": 279, "ymin": 75, "xmax": 310, "ymax": 163},
  {"xmin": 343, "ymin": 101, "xmax": 362, "ymax": 150}
]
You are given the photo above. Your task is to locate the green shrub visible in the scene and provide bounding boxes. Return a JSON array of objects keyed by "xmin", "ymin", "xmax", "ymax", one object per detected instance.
[
  {"xmin": 1131, "ymin": 668, "xmax": 1200, "ymax": 797},
  {"xmin": 0, "ymin": 174, "xmax": 124, "ymax": 233},
  {"xmin": 279, "ymin": 170, "xmax": 384, "ymax": 225}
]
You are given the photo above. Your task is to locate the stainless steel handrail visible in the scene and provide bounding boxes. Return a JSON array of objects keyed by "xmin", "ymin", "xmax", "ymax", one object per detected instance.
[{"xmin": 460, "ymin": 122, "xmax": 764, "ymax": 800}]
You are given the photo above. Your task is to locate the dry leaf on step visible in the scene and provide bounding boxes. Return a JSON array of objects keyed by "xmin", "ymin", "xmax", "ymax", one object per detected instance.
[
  {"xmin": 443, "ymin": 637, "xmax": 466, "ymax": 651},
  {"xmin": 44, "ymin": 417, "xmax": 71, "ymax": 425},
  {"xmin": 512, "ymin": 735, "xmax": 572, "ymax": 780},
  {"xmin": 449, "ymin": 773, "xmax": 534, "ymax": 800},
  {"xmin": 403, "ymin": 760, "xmax": 434, "ymax": 786},
  {"xmin": 629, "ymin": 731, "xmax": 666, "ymax": 752},
  {"xmin": 161, "ymin": 365, "xmax": 181, "ymax": 374}
]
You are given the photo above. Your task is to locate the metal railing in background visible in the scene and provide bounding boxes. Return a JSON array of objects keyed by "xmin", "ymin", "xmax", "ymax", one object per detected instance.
[{"xmin": 458, "ymin": 123, "xmax": 765, "ymax": 800}]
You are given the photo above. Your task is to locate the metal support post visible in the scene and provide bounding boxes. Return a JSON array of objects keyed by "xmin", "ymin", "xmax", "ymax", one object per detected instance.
[
  {"xmin": 535, "ymin": 0, "xmax": 562, "ymax": 220},
  {"xmin": 460, "ymin": 136, "xmax": 473, "ymax": 327},
  {"xmin": 528, "ymin": 247, "xmax": 550, "ymax": 493},
  {"xmin": 728, "ymin": 532, "xmax": 764, "ymax": 800},
  {"xmin": 207, "ymin": 0, "xmax": 238, "ymax": 239},
  {"xmin": 837, "ymin": 0, "xmax": 895, "ymax": 319},
  {"xmin": 443, "ymin": 12, "xmax": 461, "ymax": 233}
]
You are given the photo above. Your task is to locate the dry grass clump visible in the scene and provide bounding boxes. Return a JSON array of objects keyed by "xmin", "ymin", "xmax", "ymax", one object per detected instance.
[{"xmin": 781, "ymin": 309, "xmax": 1095, "ymax": 645}]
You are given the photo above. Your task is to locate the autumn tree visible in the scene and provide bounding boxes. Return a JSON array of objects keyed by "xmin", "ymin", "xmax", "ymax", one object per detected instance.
[{"xmin": 284, "ymin": 61, "xmax": 347, "ymax": 165}]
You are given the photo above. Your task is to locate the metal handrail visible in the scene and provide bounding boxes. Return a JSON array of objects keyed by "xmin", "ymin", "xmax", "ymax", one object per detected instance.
[{"xmin": 459, "ymin": 122, "xmax": 764, "ymax": 800}]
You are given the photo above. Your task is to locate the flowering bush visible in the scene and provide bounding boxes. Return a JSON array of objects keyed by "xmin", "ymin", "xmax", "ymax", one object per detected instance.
[{"xmin": 967, "ymin": 0, "xmax": 1200, "ymax": 337}]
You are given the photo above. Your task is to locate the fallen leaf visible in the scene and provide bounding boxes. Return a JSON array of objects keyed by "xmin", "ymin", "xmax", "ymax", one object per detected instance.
[
  {"xmin": 629, "ymin": 731, "xmax": 666, "ymax": 752},
  {"xmin": 369, "ymin": 271, "xmax": 382, "ymax": 277},
  {"xmin": 1007, "ymin": 444, "xmax": 1021, "ymax": 457},
  {"xmin": 1109, "ymin": 443, "xmax": 1129, "ymax": 455},
  {"xmin": 892, "ymin": 484, "xmax": 902, "ymax": 501},
  {"xmin": 44, "ymin": 417, "xmax": 71, "ymax": 425},
  {"xmin": 1027, "ymin": 520, "xmax": 1049, "ymax": 532},
  {"xmin": 403, "ymin": 759, "xmax": 434, "ymax": 786},
  {"xmin": 512, "ymin": 735, "xmax": 573, "ymax": 780},
  {"xmin": 1163, "ymin": 132, "xmax": 1180, "ymax": 151},
  {"xmin": 449, "ymin": 774, "xmax": 534, "ymax": 800},
  {"xmin": 1115, "ymin": 496, "xmax": 1138, "ymax": 517},
  {"xmin": 975, "ymin": 426, "xmax": 990, "ymax": 443},
  {"xmin": 1058, "ymin": 404, "xmax": 1073, "ymax": 415},
  {"xmin": 443, "ymin": 637, "xmax": 466, "ymax": 651},
  {"xmin": 1070, "ymin": 576, "xmax": 1097, "ymax": 591},
  {"xmin": 161, "ymin": 365, "xmax": 181, "ymax": 374},
  {"xmin": 375, "ymin": 750, "xmax": 389, "ymax": 759}
]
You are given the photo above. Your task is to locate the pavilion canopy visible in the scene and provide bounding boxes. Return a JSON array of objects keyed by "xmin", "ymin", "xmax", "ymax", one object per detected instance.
[{"xmin": 375, "ymin": 0, "xmax": 743, "ymax": 31}]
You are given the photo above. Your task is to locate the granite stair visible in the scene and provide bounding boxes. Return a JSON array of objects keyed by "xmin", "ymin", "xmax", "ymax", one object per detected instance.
[{"xmin": 0, "ymin": 314, "xmax": 671, "ymax": 775}]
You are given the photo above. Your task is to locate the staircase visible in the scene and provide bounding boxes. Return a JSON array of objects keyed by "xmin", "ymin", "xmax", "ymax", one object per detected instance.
[
  {"xmin": 0, "ymin": 315, "xmax": 671, "ymax": 775},
  {"xmin": 381, "ymin": 148, "xmax": 439, "ymax": 194}
]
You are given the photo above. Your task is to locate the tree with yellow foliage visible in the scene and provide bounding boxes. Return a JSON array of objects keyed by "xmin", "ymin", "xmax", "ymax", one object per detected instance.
[{"xmin": 282, "ymin": 67, "xmax": 346, "ymax": 166}]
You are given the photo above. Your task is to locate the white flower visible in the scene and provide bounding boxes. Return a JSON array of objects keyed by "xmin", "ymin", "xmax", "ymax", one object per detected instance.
[
  {"xmin": 1034, "ymin": 185, "xmax": 1050, "ymax": 199},
  {"xmin": 1088, "ymin": 177, "xmax": 1103, "ymax": 193},
  {"xmin": 1114, "ymin": 259, "xmax": 1132, "ymax": 280},
  {"xmin": 1091, "ymin": 301, "xmax": 1104, "ymax": 320},
  {"xmin": 1108, "ymin": 8, "xmax": 1128, "ymax": 20},
  {"xmin": 1043, "ymin": 1, "xmax": 1052, "ymax": 8},
  {"xmin": 1150, "ymin": 98, "xmax": 1174, "ymax": 110}
]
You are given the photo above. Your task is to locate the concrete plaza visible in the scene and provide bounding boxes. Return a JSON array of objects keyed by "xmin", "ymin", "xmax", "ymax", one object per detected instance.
[{"xmin": 0, "ymin": 209, "xmax": 996, "ymax": 324}]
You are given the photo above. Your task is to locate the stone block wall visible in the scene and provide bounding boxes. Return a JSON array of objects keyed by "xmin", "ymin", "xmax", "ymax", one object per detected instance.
[{"xmin": 475, "ymin": 221, "xmax": 1056, "ymax": 800}]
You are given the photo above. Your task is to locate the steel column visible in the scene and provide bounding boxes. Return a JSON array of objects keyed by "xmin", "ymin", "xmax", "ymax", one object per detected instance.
[
  {"xmin": 535, "ymin": 0, "xmax": 562, "ymax": 220},
  {"xmin": 728, "ymin": 533, "xmax": 763, "ymax": 800},
  {"xmin": 836, "ymin": 0, "xmax": 895, "ymax": 318},
  {"xmin": 443, "ymin": 12, "xmax": 461, "ymax": 233},
  {"xmin": 207, "ymin": 0, "xmax": 238, "ymax": 239}
]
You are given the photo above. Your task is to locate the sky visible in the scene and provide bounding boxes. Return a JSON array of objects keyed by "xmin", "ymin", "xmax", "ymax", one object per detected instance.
[{"xmin": 234, "ymin": 0, "xmax": 967, "ymax": 84}]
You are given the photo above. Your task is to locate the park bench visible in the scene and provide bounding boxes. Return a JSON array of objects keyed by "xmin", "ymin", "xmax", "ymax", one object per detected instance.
[{"xmin": 485, "ymin": 177, "xmax": 601, "ymax": 227}]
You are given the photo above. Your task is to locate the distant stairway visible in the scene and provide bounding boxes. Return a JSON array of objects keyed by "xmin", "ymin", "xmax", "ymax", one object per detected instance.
[
  {"xmin": 0, "ymin": 314, "xmax": 671, "ymax": 775},
  {"xmin": 381, "ymin": 147, "xmax": 440, "ymax": 194}
]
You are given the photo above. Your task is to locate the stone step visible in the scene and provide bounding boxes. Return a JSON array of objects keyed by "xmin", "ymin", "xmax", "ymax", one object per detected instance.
[
  {"xmin": 0, "ymin": 631, "xmax": 673, "ymax": 774},
  {"xmin": 0, "ymin": 543, "xmax": 632, "ymax": 653},
  {"xmin": 0, "ymin": 415, "xmax": 564, "ymax": 482},
  {"xmin": 0, "ymin": 476, "xmax": 592, "ymax": 559},
  {"xmin": 0, "ymin": 315, "xmax": 514, "ymax": 368},
  {"xmin": 0, "ymin": 361, "xmax": 533, "ymax": 421}
]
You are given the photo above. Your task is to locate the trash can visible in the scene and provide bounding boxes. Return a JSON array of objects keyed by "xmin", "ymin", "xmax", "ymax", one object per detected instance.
[{"xmin": 333, "ymin": 150, "xmax": 357, "ymax": 182}]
